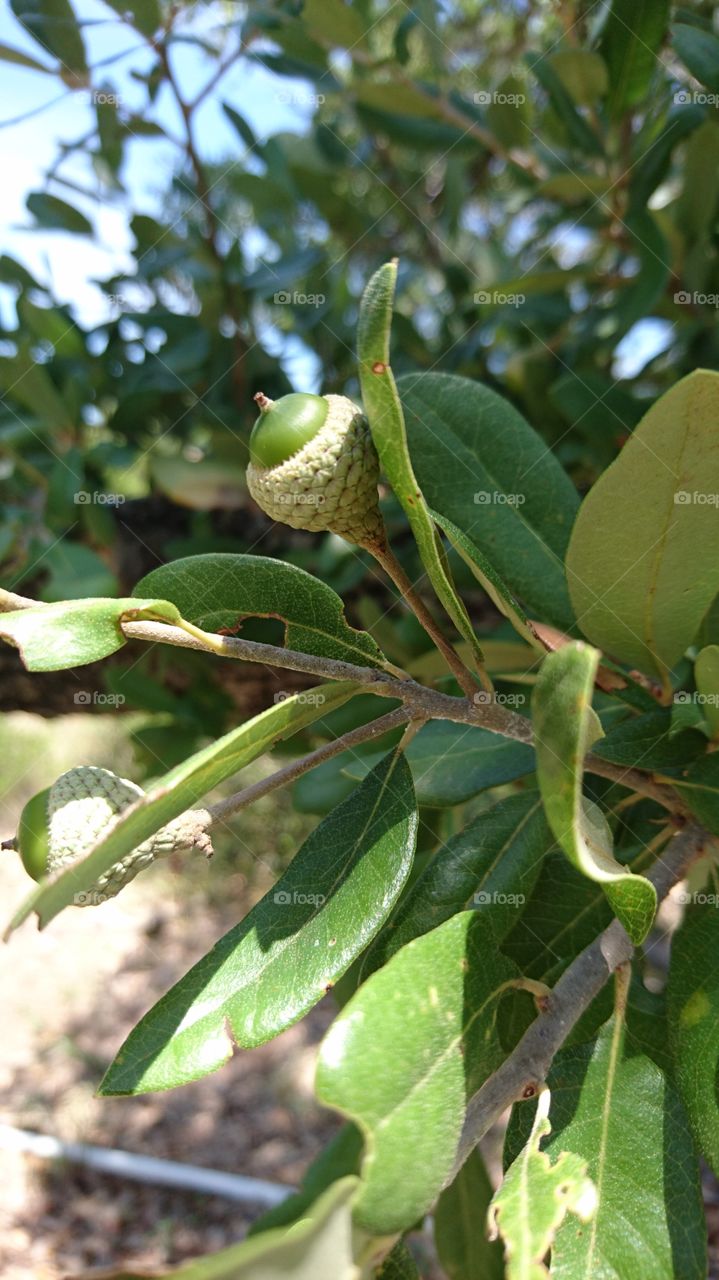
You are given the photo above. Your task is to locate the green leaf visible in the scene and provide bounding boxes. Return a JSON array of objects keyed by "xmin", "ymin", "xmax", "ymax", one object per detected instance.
[
  {"xmin": 547, "ymin": 49, "xmax": 608, "ymax": 105},
  {"xmin": 302, "ymin": 0, "xmax": 368, "ymax": 49},
  {"xmin": 668, "ymin": 902, "xmax": 719, "ymax": 1173},
  {"xmin": 8, "ymin": 681, "xmax": 358, "ymax": 933},
  {"xmin": 221, "ymin": 102, "xmax": 258, "ymax": 150},
  {"xmin": 435, "ymin": 1148, "xmax": 504, "ymax": 1280},
  {"xmin": 600, "ymin": 0, "xmax": 670, "ymax": 117},
  {"xmin": 26, "ymin": 191, "xmax": 92, "ymax": 235},
  {"xmin": 11, "ymin": 0, "xmax": 87, "ymax": 75},
  {"xmin": 102, "ymin": 0, "xmax": 160, "ymax": 36},
  {"xmin": 397, "ymin": 371, "xmax": 579, "ymax": 630},
  {"xmin": 676, "ymin": 120, "xmax": 719, "ymax": 244},
  {"xmin": 532, "ymin": 642, "xmax": 657, "ymax": 943},
  {"xmin": 0, "ymin": 597, "xmax": 182, "ymax": 671},
  {"xmin": 490, "ymin": 1087, "xmax": 596, "ymax": 1279},
  {"xmin": 430, "ymin": 510, "xmax": 543, "ymax": 649},
  {"xmin": 566, "ymin": 370, "xmax": 719, "ymax": 680},
  {"xmin": 673, "ymin": 22, "xmax": 719, "ymax": 91},
  {"xmin": 363, "ymin": 792, "xmax": 552, "ymax": 975},
  {"xmin": 525, "ymin": 52, "xmax": 603, "ymax": 153},
  {"xmin": 592, "ymin": 707, "xmax": 706, "ymax": 769},
  {"xmin": 136, "ymin": 553, "xmax": 389, "ymax": 670},
  {"xmin": 673, "ymin": 753, "xmax": 719, "ymax": 834},
  {"xmin": 0, "ymin": 39, "xmax": 52, "ymax": 69},
  {"xmin": 81, "ymin": 1175, "xmax": 361, "ymax": 1278},
  {"xmin": 342, "ymin": 719, "xmax": 535, "ymax": 808},
  {"xmin": 316, "ymin": 910, "xmax": 519, "ymax": 1233},
  {"xmin": 248, "ymin": 1125, "xmax": 363, "ymax": 1237},
  {"xmin": 0, "ymin": 339, "xmax": 74, "ymax": 427},
  {"xmin": 100, "ymin": 750, "xmax": 417, "ymax": 1094},
  {"xmin": 357, "ymin": 262, "xmax": 484, "ymax": 667},
  {"xmin": 695, "ymin": 644, "xmax": 719, "ymax": 738},
  {"xmin": 505, "ymin": 1019, "xmax": 706, "ymax": 1279},
  {"xmin": 502, "ymin": 849, "xmax": 612, "ymax": 981}
]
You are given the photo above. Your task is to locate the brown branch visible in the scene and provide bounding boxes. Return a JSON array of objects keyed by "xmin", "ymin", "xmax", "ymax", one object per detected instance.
[{"xmin": 448, "ymin": 821, "xmax": 709, "ymax": 1182}]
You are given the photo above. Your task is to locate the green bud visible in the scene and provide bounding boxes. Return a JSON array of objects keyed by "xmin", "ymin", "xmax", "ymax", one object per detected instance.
[
  {"xmin": 249, "ymin": 392, "xmax": 328, "ymax": 467},
  {"xmin": 42, "ymin": 766, "xmax": 212, "ymax": 905},
  {"xmin": 246, "ymin": 392, "xmax": 384, "ymax": 548}
]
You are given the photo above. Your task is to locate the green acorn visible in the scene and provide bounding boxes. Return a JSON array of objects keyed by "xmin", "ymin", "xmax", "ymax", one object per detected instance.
[
  {"xmin": 16, "ymin": 766, "xmax": 212, "ymax": 905},
  {"xmin": 246, "ymin": 391, "xmax": 385, "ymax": 548}
]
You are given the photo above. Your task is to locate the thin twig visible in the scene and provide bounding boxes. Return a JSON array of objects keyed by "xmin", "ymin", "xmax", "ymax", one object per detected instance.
[
  {"xmin": 448, "ymin": 821, "xmax": 709, "ymax": 1182},
  {"xmin": 372, "ymin": 540, "xmax": 482, "ymax": 699},
  {"xmin": 206, "ymin": 706, "xmax": 412, "ymax": 825}
]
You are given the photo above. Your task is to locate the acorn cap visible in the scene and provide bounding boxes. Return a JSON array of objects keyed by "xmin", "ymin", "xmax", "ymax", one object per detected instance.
[
  {"xmin": 46, "ymin": 766, "xmax": 212, "ymax": 905},
  {"xmin": 246, "ymin": 393, "xmax": 384, "ymax": 548}
]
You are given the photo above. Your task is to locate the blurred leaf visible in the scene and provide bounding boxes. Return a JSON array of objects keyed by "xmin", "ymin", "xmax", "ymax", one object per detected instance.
[
  {"xmin": 600, "ymin": 0, "xmax": 670, "ymax": 117},
  {"xmin": 221, "ymin": 101, "xmax": 258, "ymax": 150},
  {"xmin": 26, "ymin": 191, "xmax": 92, "ymax": 235},
  {"xmin": 303, "ymin": 0, "xmax": 368, "ymax": 49},
  {"xmin": 10, "ymin": 0, "xmax": 87, "ymax": 75},
  {"xmin": 316, "ymin": 911, "xmax": 519, "ymax": 1233},
  {"xmin": 676, "ymin": 119, "xmax": 719, "ymax": 243},
  {"xmin": 695, "ymin": 644, "xmax": 719, "ymax": 738},
  {"xmin": 102, "ymin": 0, "xmax": 160, "ymax": 37},
  {"xmin": 0, "ymin": 39, "xmax": 52, "ymax": 69},
  {"xmin": 526, "ymin": 52, "xmax": 603, "ymax": 153},
  {"xmin": 532, "ymin": 642, "xmax": 657, "ymax": 943},
  {"xmin": 0, "ymin": 340, "xmax": 74, "ymax": 427},
  {"xmin": 9, "ymin": 681, "xmax": 359, "ymax": 932},
  {"xmin": 150, "ymin": 457, "xmax": 246, "ymax": 510},
  {"xmin": 673, "ymin": 22, "xmax": 719, "ymax": 91},
  {"xmin": 566, "ymin": 371, "xmax": 719, "ymax": 678},
  {"xmin": 674, "ymin": 753, "xmax": 719, "ymax": 834},
  {"xmin": 547, "ymin": 49, "xmax": 608, "ymax": 105}
]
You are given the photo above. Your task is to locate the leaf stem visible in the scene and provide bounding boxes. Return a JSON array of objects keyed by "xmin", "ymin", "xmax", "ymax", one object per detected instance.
[{"xmin": 371, "ymin": 540, "xmax": 483, "ymax": 699}]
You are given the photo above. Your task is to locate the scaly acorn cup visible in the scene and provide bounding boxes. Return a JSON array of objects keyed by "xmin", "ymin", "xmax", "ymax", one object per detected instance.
[
  {"xmin": 246, "ymin": 391, "xmax": 385, "ymax": 549},
  {"xmin": 18, "ymin": 767, "xmax": 213, "ymax": 905}
]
